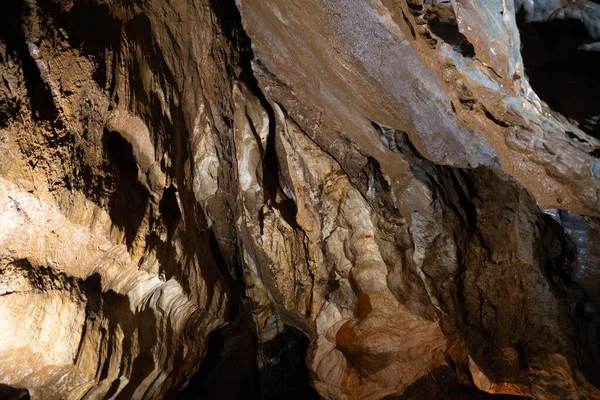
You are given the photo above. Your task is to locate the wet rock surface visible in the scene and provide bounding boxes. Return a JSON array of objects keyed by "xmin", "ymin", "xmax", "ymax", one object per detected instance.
[{"xmin": 0, "ymin": 0, "xmax": 599, "ymax": 399}]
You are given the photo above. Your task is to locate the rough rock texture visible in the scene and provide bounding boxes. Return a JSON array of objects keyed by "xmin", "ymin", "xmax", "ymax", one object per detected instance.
[{"xmin": 0, "ymin": 0, "xmax": 599, "ymax": 399}]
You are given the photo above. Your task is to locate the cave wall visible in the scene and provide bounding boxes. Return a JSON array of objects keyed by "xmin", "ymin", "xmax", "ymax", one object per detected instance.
[{"xmin": 0, "ymin": 0, "xmax": 599, "ymax": 399}]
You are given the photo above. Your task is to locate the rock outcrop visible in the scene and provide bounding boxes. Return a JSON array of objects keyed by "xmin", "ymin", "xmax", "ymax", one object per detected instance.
[{"xmin": 0, "ymin": 0, "xmax": 599, "ymax": 399}]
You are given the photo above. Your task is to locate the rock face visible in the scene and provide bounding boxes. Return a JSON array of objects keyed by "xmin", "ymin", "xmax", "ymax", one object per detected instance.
[{"xmin": 0, "ymin": 0, "xmax": 599, "ymax": 399}]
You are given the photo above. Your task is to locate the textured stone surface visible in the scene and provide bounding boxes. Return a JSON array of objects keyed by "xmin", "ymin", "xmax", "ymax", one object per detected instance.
[{"xmin": 0, "ymin": 0, "xmax": 599, "ymax": 399}]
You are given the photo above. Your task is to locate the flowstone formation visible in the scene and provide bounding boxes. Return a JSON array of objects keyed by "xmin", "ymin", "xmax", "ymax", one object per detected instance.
[{"xmin": 0, "ymin": 0, "xmax": 599, "ymax": 399}]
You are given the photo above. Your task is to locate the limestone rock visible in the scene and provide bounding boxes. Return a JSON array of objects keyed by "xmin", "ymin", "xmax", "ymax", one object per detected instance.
[{"xmin": 0, "ymin": 0, "xmax": 599, "ymax": 399}]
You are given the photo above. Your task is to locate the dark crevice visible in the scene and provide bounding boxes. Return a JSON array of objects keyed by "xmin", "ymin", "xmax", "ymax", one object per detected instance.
[
  {"xmin": 364, "ymin": 156, "xmax": 398, "ymax": 212},
  {"xmin": 160, "ymin": 184, "xmax": 182, "ymax": 234},
  {"xmin": 448, "ymin": 170, "xmax": 479, "ymax": 235},
  {"xmin": 262, "ymin": 106, "xmax": 301, "ymax": 231},
  {"xmin": 256, "ymin": 326, "xmax": 320, "ymax": 400},
  {"xmin": 428, "ymin": 18, "xmax": 476, "ymax": 57},
  {"xmin": 103, "ymin": 130, "xmax": 149, "ymax": 249},
  {"xmin": 517, "ymin": 10, "xmax": 600, "ymax": 139},
  {"xmin": 539, "ymin": 214, "xmax": 577, "ymax": 288},
  {"xmin": 481, "ymin": 105, "xmax": 511, "ymax": 128},
  {"xmin": 0, "ymin": 384, "xmax": 30, "ymax": 400},
  {"xmin": 105, "ymin": 131, "xmax": 137, "ymax": 176},
  {"xmin": 400, "ymin": 8, "xmax": 416, "ymax": 40},
  {"xmin": 566, "ymin": 131, "xmax": 587, "ymax": 143},
  {"xmin": 407, "ymin": 2, "xmax": 423, "ymax": 13},
  {"xmin": 177, "ymin": 313, "xmax": 260, "ymax": 400},
  {"xmin": 207, "ymin": 228, "xmax": 242, "ymax": 314},
  {"xmin": 372, "ymin": 121, "xmax": 432, "ymax": 186},
  {"xmin": 422, "ymin": 1, "xmax": 475, "ymax": 58}
]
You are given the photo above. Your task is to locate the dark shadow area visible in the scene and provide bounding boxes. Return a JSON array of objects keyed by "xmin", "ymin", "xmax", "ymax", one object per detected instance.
[
  {"xmin": 209, "ymin": 0, "xmax": 252, "ymax": 59},
  {"xmin": 207, "ymin": 228, "xmax": 239, "ymax": 306},
  {"xmin": 0, "ymin": 384, "xmax": 29, "ymax": 400},
  {"xmin": 79, "ymin": 273, "xmax": 146, "ymax": 400},
  {"xmin": 428, "ymin": 18, "xmax": 476, "ymax": 57},
  {"xmin": 419, "ymin": 1, "xmax": 475, "ymax": 58},
  {"xmin": 364, "ymin": 156, "xmax": 399, "ymax": 212},
  {"xmin": 0, "ymin": 13, "xmax": 21, "ymax": 129},
  {"xmin": 262, "ymin": 104, "xmax": 301, "ymax": 231},
  {"xmin": 160, "ymin": 184, "xmax": 182, "ymax": 234},
  {"xmin": 0, "ymin": 0, "xmax": 59, "ymax": 123},
  {"xmin": 256, "ymin": 326, "xmax": 319, "ymax": 400},
  {"xmin": 381, "ymin": 366, "xmax": 530, "ymax": 399},
  {"xmin": 441, "ymin": 386, "xmax": 530, "ymax": 400},
  {"xmin": 539, "ymin": 214, "xmax": 577, "ymax": 288},
  {"xmin": 178, "ymin": 323, "xmax": 319, "ymax": 400},
  {"xmin": 105, "ymin": 132, "xmax": 137, "ymax": 175},
  {"xmin": 177, "ymin": 315, "xmax": 260, "ymax": 400},
  {"xmin": 517, "ymin": 12, "xmax": 600, "ymax": 139},
  {"xmin": 117, "ymin": 302, "xmax": 158, "ymax": 399},
  {"xmin": 103, "ymin": 130, "xmax": 149, "ymax": 248}
]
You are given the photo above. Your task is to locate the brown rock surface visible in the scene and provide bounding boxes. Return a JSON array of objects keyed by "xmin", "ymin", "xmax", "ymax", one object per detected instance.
[{"xmin": 0, "ymin": 0, "xmax": 599, "ymax": 399}]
